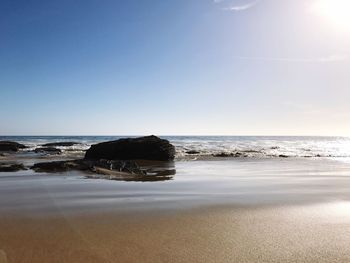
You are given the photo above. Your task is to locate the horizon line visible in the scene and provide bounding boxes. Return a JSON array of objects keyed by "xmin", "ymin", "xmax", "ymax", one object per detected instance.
[{"xmin": 0, "ymin": 134, "xmax": 349, "ymax": 137}]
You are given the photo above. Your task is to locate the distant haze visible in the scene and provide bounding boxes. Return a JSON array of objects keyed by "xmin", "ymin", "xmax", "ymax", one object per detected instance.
[{"xmin": 1, "ymin": 0, "xmax": 350, "ymax": 136}]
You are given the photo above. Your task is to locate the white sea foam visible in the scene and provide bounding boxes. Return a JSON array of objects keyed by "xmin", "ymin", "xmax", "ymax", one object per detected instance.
[{"xmin": 170, "ymin": 136, "xmax": 350, "ymax": 159}]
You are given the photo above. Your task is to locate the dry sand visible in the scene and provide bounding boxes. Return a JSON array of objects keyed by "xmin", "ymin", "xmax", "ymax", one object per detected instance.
[{"xmin": 1, "ymin": 203, "xmax": 350, "ymax": 263}]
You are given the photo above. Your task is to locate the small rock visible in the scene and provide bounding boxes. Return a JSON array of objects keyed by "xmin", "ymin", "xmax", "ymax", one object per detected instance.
[
  {"xmin": 213, "ymin": 152, "xmax": 233, "ymax": 157},
  {"xmin": 0, "ymin": 141, "xmax": 26, "ymax": 152},
  {"xmin": 279, "ymin": 154, "xmax": 289, "ymax": 158},
  {"xmin": 0, "ymin": 163, "xmax": 27, "ymax": 172},
  {"xmin": 213, "ymin": 152, "xmax": 247, "ymax": 158},
  {"xmin": 34, "ymin": 147, "xmax": 62, "ymax": 154},
  {"xmin": 31, "ymin": 160, "xmax": 86, "ymax": 173},
  {"xmin": 186, "ymin": 150, "xmax": 200, "ymax": 155}
]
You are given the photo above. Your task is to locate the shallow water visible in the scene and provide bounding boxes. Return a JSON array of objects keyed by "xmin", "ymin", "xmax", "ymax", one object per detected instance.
[
  {"xmin": 1, "ymin": 158, "xmax": 350, "ymax": 216},
  {"xmin": 2, "ymin": 155, "xmax": 350, "ymax": 262}
]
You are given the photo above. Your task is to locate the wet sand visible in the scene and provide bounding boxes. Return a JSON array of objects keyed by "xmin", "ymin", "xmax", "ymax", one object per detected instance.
[
  {"xmin": 2, "ymin": 158, "xmax": 350, "ymax": 262},
  {"xmin": 1, "ymin": 203, "xmax": 350, "ymax": 263}
]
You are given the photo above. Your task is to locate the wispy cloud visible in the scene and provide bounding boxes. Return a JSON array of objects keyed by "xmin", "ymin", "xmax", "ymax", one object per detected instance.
[
  {"xmin": 233, "ymin": 54, "xmax": 349, "ymax": 63},
  {"xmin": 213, "ymin": 0, "xmax": 260, "ymax": 12},
  {"xmin": 224, "ymin": 0, "xmax": 260, "ymax": 11}
]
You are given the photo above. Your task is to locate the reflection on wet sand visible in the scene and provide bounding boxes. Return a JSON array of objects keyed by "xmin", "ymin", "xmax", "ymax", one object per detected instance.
[
  {"xmin": 0, "ymin": 151, "xmax": 177, "ymax": 182},
  {"xmin": 87, "ymin": 161, "xmax": 176, "ymax": 182}
]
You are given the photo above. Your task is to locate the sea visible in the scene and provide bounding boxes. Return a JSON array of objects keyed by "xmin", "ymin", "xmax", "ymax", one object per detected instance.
[
  {"xmin": 1, "ymin": 135, "xmax": 350, "ymax": 160},
  {"xmin": 2, "ymin": 135, "xmax": 350, "ymax": 215}
]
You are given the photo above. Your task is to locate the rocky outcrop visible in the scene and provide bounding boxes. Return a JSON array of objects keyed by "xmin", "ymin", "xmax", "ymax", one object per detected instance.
[
  {"xmin": 34, "ymin": 147, "xmax": 62, "ymax": 154},
  {"xmin": 85, "ymin": 135, "xmax": 175, "ymax": 161},
  {"xmin": 0, "ymin": 141, "xmax": 26, "ymax": 152},
  {"xmin": 31, "ymin": 159, "xmax": 175, "ymax": 182},
  {"xmin": 42, "ymin": 142, "xmax": 80, "ymax": 147},
  {"xmin": 0, "ymin": 163, "xmax": 27, "ymax": 172}
]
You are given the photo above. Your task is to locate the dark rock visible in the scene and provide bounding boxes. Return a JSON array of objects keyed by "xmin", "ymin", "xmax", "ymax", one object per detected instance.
[
  {"xmin": 0, "ymin": 141, "xmax": 26, "ymax": 152},
  {"xmin": 0, "ymin": 163, "xmax": 27, "ymax": 172},
  {"xmin": 186, "ymin": 150, "xmax": 200, "ymax": 155},
  {"xmin": 213, "ymin": 152, "xmax": 232, "ymax": 157},
  {"xmin": 31, "ymin": 159, "xmax": 144, "ymax": 175},
  {"xmin": 42, "ymin": 142, "xmax": 80, "ymax": 147},
  {"xmin": 279, "ymin": 154, "xmax": 289, "ymax": 158},
  {"xmin": 213, "ymin": 152, "xmax": 247, "ymax": 158},
  {"xmin": 85, "ymin": 135, "xmax": 175, "ymax": 161},
  {"xmin": 31, "ymin": 160, "xmax": 86, "ymax": 173},
  {"xmin": 31, "ymin": 158, "xmax": 175, "ymax": 182},
  {"xmin": 34, "ymin": 147, "xmax": 62, "ymax": 154}
]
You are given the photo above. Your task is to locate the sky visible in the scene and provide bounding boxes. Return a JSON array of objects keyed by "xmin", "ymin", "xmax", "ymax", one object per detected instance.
[{"xmin": 1, "ymin": 0, "xmax": 350, "ymax": 136}]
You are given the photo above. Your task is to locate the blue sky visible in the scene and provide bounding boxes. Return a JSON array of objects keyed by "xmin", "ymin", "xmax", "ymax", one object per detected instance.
[{"xmin": 1, "ymin": 0, "xmax": 350, "ymax": 135}]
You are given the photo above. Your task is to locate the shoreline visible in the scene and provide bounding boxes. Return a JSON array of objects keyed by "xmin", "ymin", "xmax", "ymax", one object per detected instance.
[
  {"xmin": 2, "ymin": 150, "xmax": 350, "ymax": 262},
  {"xmin": 2, "ymin": 158, "xmax": 350, "ymax": 217}
]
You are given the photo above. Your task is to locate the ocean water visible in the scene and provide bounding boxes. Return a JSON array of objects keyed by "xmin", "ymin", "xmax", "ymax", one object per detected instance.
[
  {"xmin": 1, "ymin": 135, "xmax": 350, "ymax": 159},
  {"xmin": 2, "ymin": 136, "xmax": 350, "ymax": 215}
]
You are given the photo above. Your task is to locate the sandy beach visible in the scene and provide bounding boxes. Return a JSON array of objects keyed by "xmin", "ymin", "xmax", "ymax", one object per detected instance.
[
  {"xmin": 1, "ymin": 203, "xmax": 350, "ymax": 263},
  {"xmin": 1, "ymin": 156, "xmax": 350, "ymax": 262},
  {"xmin": 2, "ymin": 0, "xmax": 350, "ymax": 258}
]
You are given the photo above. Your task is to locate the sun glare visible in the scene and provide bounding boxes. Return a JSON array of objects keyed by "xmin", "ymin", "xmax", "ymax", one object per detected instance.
[{"xmin": 312, "ymin": 0, "xmax": 350, "ymax": 31}]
